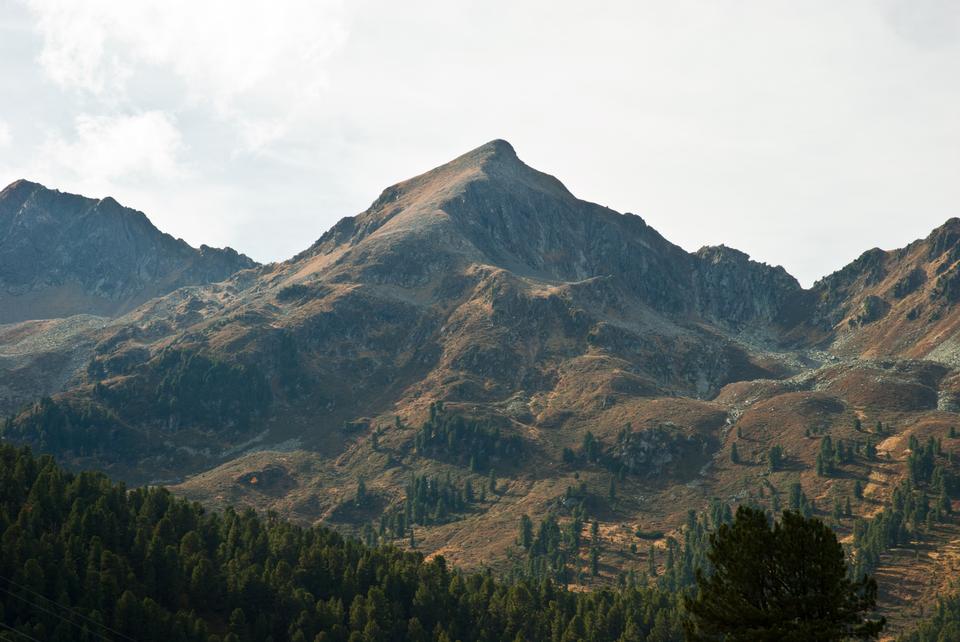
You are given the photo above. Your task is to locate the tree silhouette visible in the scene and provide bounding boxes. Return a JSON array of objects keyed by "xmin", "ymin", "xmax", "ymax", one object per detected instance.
[{"xmin": 685, "ymin": 506, "xmax": 885, "ymax": 641}]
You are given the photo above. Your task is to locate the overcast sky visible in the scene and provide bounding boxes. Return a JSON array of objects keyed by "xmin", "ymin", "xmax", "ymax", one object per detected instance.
[{"xmin": 1, "ymin": 1, "xmax": 958, "ymax": 286}]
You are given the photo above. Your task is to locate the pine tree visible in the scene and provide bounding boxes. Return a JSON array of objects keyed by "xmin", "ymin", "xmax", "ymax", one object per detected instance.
[
  {"xmin": 767, "ymin": 445, "xmax": 784, "ymax": 472},
  {"xmin": 519, "ymin": 515, "xmax": 534, "ymax": 550},
  {"xmin": 356, "ymin": 477, "xmax": 367, "ymax": 506},
  {"xmin": 730, "ymin": 443, "xmax": 740, "ymax": 464},
  {"xmin": 684, "ymin": 507, "xmax": 885, "ymax": 640}
]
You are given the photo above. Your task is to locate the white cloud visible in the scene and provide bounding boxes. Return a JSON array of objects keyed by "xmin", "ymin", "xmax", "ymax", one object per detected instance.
[
  {"xmin": 4, "ymin": 1, "xmax": 958, "ymax": 283},
  {"xmin": 883, "ymin": 0, "xmax": 960, "ymax": 48},
  {"xmin": 24, "ymin": 0, "xmax": 348, "ymax": 149},
  {"xmin": 38, "ymin": 111, "xmax": 186, "ymax": 183}
]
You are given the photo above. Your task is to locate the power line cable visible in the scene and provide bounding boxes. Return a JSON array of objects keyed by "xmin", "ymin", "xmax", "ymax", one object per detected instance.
[
  {"xmin": 0, "ymin": 584, "xmax": 117, "ymax": 642},
  {"xmin": 0, "ymin": 621, "xmax": 45, "ymax": 642},
  {"xmin": 0, "ymin": 574, "xmax": 136, "ymax": 642}
]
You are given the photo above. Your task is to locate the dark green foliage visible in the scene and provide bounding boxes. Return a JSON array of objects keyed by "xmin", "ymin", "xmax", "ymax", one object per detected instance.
[
  {"xmin": 405, "ymin": 472, "xmax": 471, "ymax": 525},
  {"xmin": 851, "ymin": 464, "xmax": 954, "ymax": 579},
  {"xmin": 582, "ymin": 431, "xmax": 600, "ymax": 463},
  {"xmin": 414, "ymin": 405, "xmax": 523, "ymax": 471},
  {"xmin": 355, "ymin": 476, "xmax": 367, "ymax": 506},
  {"xmin": 381, "ymin": 473, "xmax": 479, "ymax": 538},
  {"xmin": 767, "ymin": 445, "xmax": 784, "ymax": 471},
  {"xmin": 518, "ymin": 515, "xmax": 533, "ymax": 550},
  {"xmin": 788, "ymin": 483, "xmax": 813, "ymax": 518},
  {"xmin": 903, "ymin": 591, "xmax": 960, "ymax": 641},
  {"xmin": 1, "ymin": 396, "xmax": 128, "ymax": 457},
  {"xmin": 150, "ymin": 349, "xmax": 271, "ymax": 428},
  {"xmin": 820, "ymin": 436, "xmax": 836, "ymax": 476},
  {"xmin": 515, "ymin": 512, "xmax": 583, "ymax": 584},
  {"xmin": 0, "ymin": 444, "xmax": 686, "ymax": 642},
  {"xmin": 80, "ymin": 348, "xmax": 272, "ymax": 436},
  {"xmin": 730, "ymin": 442, "xmax": 739, "ymax": 464},
  {"xmin": 817, "ymin": 436, "xmax": 852, "ymax": 477},
  {"xmin": 907, "ymin": 436, "xmax": 939, "ymax": 485},
  {"xmin": 651, "ymin": 501, "xmax": 735, "ymax": 595},
  {"xmin": 685, "ymin": 506, "xmax": 885, "ymax": 641}
]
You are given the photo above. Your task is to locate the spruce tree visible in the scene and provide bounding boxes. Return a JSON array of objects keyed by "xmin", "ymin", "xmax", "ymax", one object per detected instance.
[
  {"xmin": 356, "ymin": 477, "xmax": 367, "ymax": 505},
  {"xmin": 685, "ymin": 507, "xmax": 885, "ymax": 641}
]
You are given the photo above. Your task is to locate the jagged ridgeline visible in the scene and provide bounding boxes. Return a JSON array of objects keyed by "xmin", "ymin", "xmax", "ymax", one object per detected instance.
[{"xmin": 0, "ymin": 444, "xmax": 685, "ymax": 642}]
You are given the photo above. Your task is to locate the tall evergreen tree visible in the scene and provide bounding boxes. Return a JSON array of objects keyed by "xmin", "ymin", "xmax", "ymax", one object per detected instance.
[{"xmin": 685, "ymin": 506, "xmax": 885, "ymax": 641}]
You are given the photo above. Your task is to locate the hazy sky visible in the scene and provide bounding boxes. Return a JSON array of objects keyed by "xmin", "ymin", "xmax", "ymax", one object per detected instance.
[{"xmin": 1, "ymin": 1, "xmax": 958, "ymax": 286}]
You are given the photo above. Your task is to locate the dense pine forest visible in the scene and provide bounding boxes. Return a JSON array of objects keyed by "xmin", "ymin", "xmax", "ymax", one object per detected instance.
[{"xmin": 0, "ymin": 443, "xmax": 685, "ymax": 642}]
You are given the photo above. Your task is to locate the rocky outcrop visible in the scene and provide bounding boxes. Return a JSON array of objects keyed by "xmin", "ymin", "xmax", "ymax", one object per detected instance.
[{"xmin": 692, "ymin": 245, "xmax": 803, "ymax": 333}]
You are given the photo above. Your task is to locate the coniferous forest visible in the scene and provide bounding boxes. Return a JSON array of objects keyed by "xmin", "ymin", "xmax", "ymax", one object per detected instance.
[
  {"xmin": 3, "ymin": 441, "xmax": 931, "ymax": 641},
  {"xmin": 0, "ymin": 443, "xmax": 686, "ymax": 642}
]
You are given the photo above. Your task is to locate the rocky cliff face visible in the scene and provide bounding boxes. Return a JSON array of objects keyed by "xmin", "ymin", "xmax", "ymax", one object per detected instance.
[
  {"xmin": 692, "ymin": 245, "xmax": 805, "ymax": 334},
  {"xmin": 0, "ymin": 179, "xmax": 256, "ymax": 323}
]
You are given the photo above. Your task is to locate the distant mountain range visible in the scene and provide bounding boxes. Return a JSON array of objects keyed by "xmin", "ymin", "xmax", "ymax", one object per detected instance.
[
  {"xmin": 0, "ymin": 179, "xmax": 256, "ymax": 324},
  {"xmin": 2, "ymin": 140, "xmax": 959, "ymax": 630}
]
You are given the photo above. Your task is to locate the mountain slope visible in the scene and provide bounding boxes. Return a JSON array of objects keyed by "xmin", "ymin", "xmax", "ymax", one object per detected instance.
[
  {"xmin": 0, "ymin": 179, "xmax": 256, "ymax": 323},
  {"xmin": 8, "ymin": 141, "xmax": 803, "ymax": 479},
  {"xmin": 2, "ymin": 141, "xmax": 960, "ymax": 634},
  {"xmin": 809, "ymin": 218, "xmax": 960, "ymax": 363}
]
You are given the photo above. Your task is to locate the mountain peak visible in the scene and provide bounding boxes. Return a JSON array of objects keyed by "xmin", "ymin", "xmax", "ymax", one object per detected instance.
[
  {"xmin": 0, "ymin": 181, "xmax": 257, "ymax": 323},
  {"xmin": 464, "ymin": 138, "xmax": 518, "ymax": 166},
  {"xmin": 0, "ymin": 179, "xmax": 44, "ymax": 206},
  {"xmin": 1, "ymin": 178, "xmax": 43, "ymax": 192}
]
